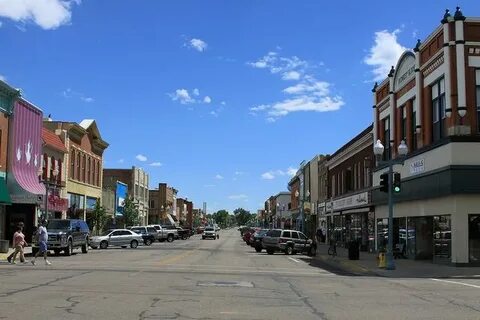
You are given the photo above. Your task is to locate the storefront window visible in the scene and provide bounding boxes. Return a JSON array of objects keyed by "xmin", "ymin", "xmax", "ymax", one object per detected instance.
[
  {"xmin": 433, "ymin": 215, "xmax": 451, "ymax": 260},
  {"xmin": 377, "ymin": 218, "xmax": 388, "ymax": 251}
]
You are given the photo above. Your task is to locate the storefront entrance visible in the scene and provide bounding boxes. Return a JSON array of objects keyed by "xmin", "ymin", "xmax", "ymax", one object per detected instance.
[
  {"xmin": 6, "ymin": 204, "xmax": 36, "ymax": 244},
  {"xmin": 469, "ymin": 215, "xmax": 480, "ymax": 263}
]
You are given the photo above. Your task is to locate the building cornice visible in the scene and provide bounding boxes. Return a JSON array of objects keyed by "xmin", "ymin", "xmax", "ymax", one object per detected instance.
[{"xmin": 328, "ymin": 131, "xmax": 373, "ymax": 169}]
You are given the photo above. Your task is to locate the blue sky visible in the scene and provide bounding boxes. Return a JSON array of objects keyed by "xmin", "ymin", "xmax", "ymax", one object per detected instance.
[{"xmin": 0, "ymin": 1, "xmax": 478, "ymax": 213}]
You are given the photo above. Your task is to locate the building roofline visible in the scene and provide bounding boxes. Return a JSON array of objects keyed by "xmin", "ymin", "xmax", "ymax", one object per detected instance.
[{"xmin": 329, "ymin": 124, "xmax": 373, "ymax": 159}]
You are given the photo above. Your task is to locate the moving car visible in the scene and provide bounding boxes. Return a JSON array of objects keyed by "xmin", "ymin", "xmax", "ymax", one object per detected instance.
[
  {"xmin": 32, "ymin": 219, "xmax": 90, "ymax": 256},
  {"xmin": 202, "ymin": 226, "xmax": 219, "ymax": 240},
  {"xmin": 262, "ymin": 229, "xmax": 315, "ymax": 255},
  {"xmin": 128, "ymin": 226, "xmax": 157, "ymax": 246},
  {"xmin": 89, "ymin": 229, "xmax": 143, "ymax": 249}
]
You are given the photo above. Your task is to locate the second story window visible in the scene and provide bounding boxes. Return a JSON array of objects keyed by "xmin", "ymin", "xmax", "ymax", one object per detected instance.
[
  {"xmin": 400, "ymin": 105, "xmax": 407, "ymax": 141},
  {"xmin": 476, "ymin": 69, "xmax": 480, "ymax": 133},
  {"xmin": 411, "ymin": 98, "xmax": 417, "ymax": 151},
  {"xmin": 383, "ymin": 117, "xmax": 391, "ymax": 160},
  {"xmin": 432, "ymin": 78, "xmax": 446, "ymax": 142}
]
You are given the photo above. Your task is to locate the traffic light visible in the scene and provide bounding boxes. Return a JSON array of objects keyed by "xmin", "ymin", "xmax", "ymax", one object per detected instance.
[
  {"xmin": 379, "ymin": 172, "xmax": 389, "ymax": 193},
  {"xmin": 393, "ymin": 172, "xmax": 401, "ymax": 193}
]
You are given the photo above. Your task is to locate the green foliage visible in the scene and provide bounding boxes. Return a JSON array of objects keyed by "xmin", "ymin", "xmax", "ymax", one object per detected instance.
[
  {"xmin": 233, "ymin": 208, "xmax": 254, "ymax": 226},
  {"xmin": 87, "ymin": 199, "xmax": 108, "ymax": 236},
  {"xmin": 213, "ymin": 210, "xmax": 229, "ymax": 227},
  {"xmin": 122, "ymin": 195, "xmax": 140, "ymax": 227}
]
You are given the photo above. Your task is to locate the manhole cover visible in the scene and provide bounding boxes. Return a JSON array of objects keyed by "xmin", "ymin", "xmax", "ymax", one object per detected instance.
[{"xmin": 197, "ymin": 281, "xmax": 254, "ymax": 288}]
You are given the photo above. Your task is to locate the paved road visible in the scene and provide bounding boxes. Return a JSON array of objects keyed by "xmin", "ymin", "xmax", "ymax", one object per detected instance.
[{"xmin": 1, "ymin": 228, "xmax": 480, "ymax": 319}]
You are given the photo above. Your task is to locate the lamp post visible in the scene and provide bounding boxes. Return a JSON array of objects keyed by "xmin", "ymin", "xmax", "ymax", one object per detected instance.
[
  {"xmin": 373, "ymin": 139, "xmax": 408, "ymax": 270},
  {"xmin": 38, "ymin": 166, "xmax": 59, "ymax": 221}
]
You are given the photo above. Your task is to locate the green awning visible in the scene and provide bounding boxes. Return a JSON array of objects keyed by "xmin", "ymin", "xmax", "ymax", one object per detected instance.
[{"xmin": 0, "ymin": 176, "xmax": 11, "ymax": 205}]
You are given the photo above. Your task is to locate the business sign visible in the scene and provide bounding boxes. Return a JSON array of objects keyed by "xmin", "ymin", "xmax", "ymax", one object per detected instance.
[
  {"xmin": 332, "ymin": 191, "xmax": 369, "ymax": 211},
  {"xmin": 115, "ymin": 181, "xmax": 128, "ymax": 217},
  {"xmin": 410, "ymin": 159, "xmax": 425, "ymax": 175}
]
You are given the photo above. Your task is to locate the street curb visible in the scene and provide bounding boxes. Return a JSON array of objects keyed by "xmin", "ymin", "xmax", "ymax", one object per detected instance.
[{"xmin": 313, "ymin": 254, "xmax": 383, "ymax": 276}]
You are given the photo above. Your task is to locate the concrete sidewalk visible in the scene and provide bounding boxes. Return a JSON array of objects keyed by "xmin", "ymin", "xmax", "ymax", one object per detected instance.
[
  {"xmin": 0, "ymin": 246, "xmax": 33, "ymax": 262},
  {"xmin": 312, "ymin": 243, "xmax": 480, "ymax": 278}
]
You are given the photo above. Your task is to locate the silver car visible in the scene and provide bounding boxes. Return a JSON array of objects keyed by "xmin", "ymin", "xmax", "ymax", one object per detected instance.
[{"xmin": 89, "ymin": 229, "xmax": 143, "ymax": 249}]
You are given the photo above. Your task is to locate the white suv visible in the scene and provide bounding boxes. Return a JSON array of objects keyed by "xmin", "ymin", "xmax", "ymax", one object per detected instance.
[{"xmin": 202, "ymin": 226, "xmax": 219, "ymax": 240}]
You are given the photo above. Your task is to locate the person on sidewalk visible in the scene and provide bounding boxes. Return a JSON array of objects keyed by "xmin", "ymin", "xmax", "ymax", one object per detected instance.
[
  {"xmin": 31, "ymin": 220, "xmax": 51, "ymax": 266},
  {"xmin": 10, "ymin": 226, "xmax": 28, "ymax": 264},
  {"xmin": 6, "ymin": 222, "xmax": 25, "ymax": 264}
]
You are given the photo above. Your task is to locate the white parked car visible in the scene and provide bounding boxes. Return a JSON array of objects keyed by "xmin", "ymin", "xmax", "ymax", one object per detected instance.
[{"xmin": 90, "ymin": 229, "xmax": 143, "ymax": 249}]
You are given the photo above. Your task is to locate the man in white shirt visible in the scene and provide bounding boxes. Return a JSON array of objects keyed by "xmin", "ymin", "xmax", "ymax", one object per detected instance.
[{"xmin": 31, "ymin": 219, "xmax": 51, "ymax": 266}]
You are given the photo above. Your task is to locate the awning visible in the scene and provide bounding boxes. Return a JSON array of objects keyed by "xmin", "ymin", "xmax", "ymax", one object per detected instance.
[
  {"xmin": 167, "ymin": 214, "xmax": 175, "ymax": 225},
  {"xmin": 0, "ymin": 176, "xmax": 11, "ymax": 204}
]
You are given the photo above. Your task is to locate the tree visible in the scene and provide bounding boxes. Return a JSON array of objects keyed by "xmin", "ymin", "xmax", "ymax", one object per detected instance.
[
  {"xmin": 213, "ymin": 210, "xmax": 229, "ymax": 227},
  {"xmin": 123, "ymin": 196, "xmax": 140, "ymax": 227},
  {"xmin": 234, "ymin": 208, "xmax": 254, "ymax": 226},
  {"xmin": 87, "ymin": 199, "xmax": 108, "ymax": 235}
]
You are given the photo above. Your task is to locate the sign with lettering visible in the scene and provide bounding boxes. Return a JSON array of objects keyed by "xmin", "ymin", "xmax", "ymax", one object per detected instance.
[
  {"xmin": 332, "ymin": 191, "xmax": 370, "ymax": 211},
  {"xmin": 410, "ymin": 159, "xmax": 425, "ymax": 175},
  {"xmin": 394, "ymin": 52, "xmax": 416, "ymax": 91}
]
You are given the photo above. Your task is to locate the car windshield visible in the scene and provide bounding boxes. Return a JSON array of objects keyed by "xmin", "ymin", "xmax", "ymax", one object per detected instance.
[
  {"xmin": 205, "ymin": 227, "xmax": 214, "ymax": 231},
  {"xmin": 47, "ymin": 220, "xmax": 70, "ymax": 230}
]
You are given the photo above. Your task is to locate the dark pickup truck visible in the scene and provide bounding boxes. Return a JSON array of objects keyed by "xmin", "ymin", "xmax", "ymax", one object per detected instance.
[{"xmin": 176, "ymin": 227, "xmax": 191, "ymax": 240}]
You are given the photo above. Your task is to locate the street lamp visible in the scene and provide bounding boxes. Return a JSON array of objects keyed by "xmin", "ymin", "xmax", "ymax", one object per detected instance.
[
  {"xmin": 373, "ymin": 139, "xmax": 408, "ymax": 270},
  {"xmin": 38, "ymin": 166, "xmax": 59, "ymax": 221}
]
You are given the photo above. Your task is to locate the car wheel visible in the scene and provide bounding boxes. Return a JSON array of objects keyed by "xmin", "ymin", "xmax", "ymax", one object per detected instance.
[
  {"xmin": 255, "ymin": 246, "xmax": 262, "ymax": 253},
  {"xmin": 167, "ymin": 235, "xmax": 174, "ymax": 242},
  {"xmin": 100, "ymin": 241, "xmax": 108, "ymax": 249},
  {"xmin": 81, "ymin": 242, "xmax": 88, "ymax": 253},
  {"xmin": 285, "ymin": 245, "xmax": 294, "ymax": 255},
  {"xmin": 202, "ymin": 236, "xmax": 205, "ymax": 240},
  {"xmin": 54, "ymin": 249, "xmax": 61, "ymax": 256},
  {"xmin": 64, "ymin": 240, "xmax": 73, "ymax": 256},
  {"xmin": 90, "ymin": 245, "xmax": 98, "ymax": 250},
  {"xmin": 130, "ymin": 240, "xmax": 138, "ymax": 249},
  {"xmin": 217, "ymin": 235, "xmax": 219, "ymax": 239},
  {"xmin": 267, "ymin": 249, "xmax": 274, "ymax": 255},
  {"xmin": 144, "ymin": 239, "xmax": 152, "ymax": 246}
]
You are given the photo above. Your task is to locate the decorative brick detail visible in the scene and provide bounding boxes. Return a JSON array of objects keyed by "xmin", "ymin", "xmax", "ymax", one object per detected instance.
[{"xmin": 423, "ymin": 55, "xmax": 445, "ymax": 78}]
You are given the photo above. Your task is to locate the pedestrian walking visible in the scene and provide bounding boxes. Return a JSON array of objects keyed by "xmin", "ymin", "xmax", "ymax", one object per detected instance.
[
  {"xmin": 31, "ymin": 220, "xmax": 51, "ymax": 266},
  {"xmin": 10, "ymin": 226, "xmax": 28, "ymax": 264},
  {"xmin": 6, "ymin": 222, "xmax": 25, "ymax": 264}
]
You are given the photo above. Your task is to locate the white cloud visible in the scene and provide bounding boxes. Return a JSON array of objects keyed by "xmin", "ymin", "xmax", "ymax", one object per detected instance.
[
  {"xmin": 364, "ymin": 29, "xmax": 407, "ymax": 81},
  {"xmin": 215, "ymin": 174, "xmax": 224, "ymax": 180},
  {"xmin": 136, "ymin": 154, "xmax": 147, "ymax": 162},
  {"xmin": 204, "ymin": 184, "xmax": 216, "ymax": 187},
  {"xmin": 282, "ymin": 71, "xmax": 301, "ymax": 81},
  {"xmin": 170, "ymin": 88, "xmax": 194, "ymax": 104},
  {"xmin": 192, "ymin": 88, "xmax": 200, "ymax": 96},
  {"xmin": 0, "ymin": 74, "xmax": 5, "ymax": 81},
  {"xmin": 0, "ymin": 0, "xmax": 80, "ymax": 30},
  {"xmin": 149, "ymin": 162, "xmax": 162, "ymax": 167},
  {"xmin": 80, "ymin": 96, "xmax": 94, "ymax": 103},
  {"xmin": 189, "ymin": 38, "xmax": 207, "ymax": 52},
  {"xmin": 118, "ymin": 159, "xmax": 124, "ymax": 164},
  {"xmin": 203, "ymin": 96, "xmax": 211, "ymax": 104},
  {"xmin": 249, "ymin": 52, "xmax": 342, "ymax": 121},
  {"xmin": 221, "ymin": 101, "xmax": 226, "ymax": 106},
  {"xmin": 261, "ymin": 172, "xmax": 275, "ymax": 180},
  {"xmin": 0, "ymin": 21, "xmax": 3, "ymax": 28},
  {"xmin": 235, "ymin": 171, "xmax": 245, "ymax": 176},
  {"xmin": 210, "ymin": 111, "xmax": 218, "ymax": 117},
  {"xmin": 261, "ymin": 167, "xmax": 298, "ymax": 180},
  {"xmin": 228, "ymin": 194, "xmax": 248, "ymax": 200}
]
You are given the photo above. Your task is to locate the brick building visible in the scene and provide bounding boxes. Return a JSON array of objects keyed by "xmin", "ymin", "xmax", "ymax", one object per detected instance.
[
  {"xmin": 149, "ymin": 183, "xmax": 178, "ymax": 225},
  {"xmin": 372, "ymin": 7, "xmax": 480, "ymax": 265},
  {"xmin": 43, "ymin": 119, "xmax": 109, "ymax": 220},
  {"xmin": 326, "ymin": 125, "xmax": 374, "ymax": 251},
  {"xmin": 103, "ymin": 166, "xmax": 150, "ymax": 225}
]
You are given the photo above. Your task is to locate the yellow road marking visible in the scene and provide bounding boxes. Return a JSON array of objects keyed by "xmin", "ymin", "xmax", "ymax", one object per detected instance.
[{"xmin": 156, "ymin": 250, "xmax": 196, "ymax": 266}]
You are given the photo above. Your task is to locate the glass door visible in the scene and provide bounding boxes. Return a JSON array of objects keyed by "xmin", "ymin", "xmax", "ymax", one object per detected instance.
[{"xmin": 469, "ymin": 215, "xmax": 480, "ymax": 263}]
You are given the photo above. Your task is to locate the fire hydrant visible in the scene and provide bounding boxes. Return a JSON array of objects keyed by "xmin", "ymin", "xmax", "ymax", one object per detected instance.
[{"xmin": 378, "ymin": 252, "xmax": 386, "ymax": 268}]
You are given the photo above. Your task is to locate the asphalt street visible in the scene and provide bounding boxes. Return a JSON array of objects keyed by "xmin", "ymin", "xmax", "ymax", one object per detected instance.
[{"xmin": 0, "ymin": 228, "xmax": 480, "ymax": 319}]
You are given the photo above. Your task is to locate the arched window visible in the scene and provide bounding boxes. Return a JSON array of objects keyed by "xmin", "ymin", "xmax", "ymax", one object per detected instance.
[
  {"xmin": 57, "ymin": 158, "xmax": 62, "ymax": 184},
  {"xmin": 87, "ymin": 157, "xmax": 91, "ymax": 184}
]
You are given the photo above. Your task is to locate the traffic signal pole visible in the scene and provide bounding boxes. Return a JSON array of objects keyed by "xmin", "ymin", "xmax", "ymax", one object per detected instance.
[{"xmin": 386, "ymin": 163, "xmax": 395, "ymax": 270}]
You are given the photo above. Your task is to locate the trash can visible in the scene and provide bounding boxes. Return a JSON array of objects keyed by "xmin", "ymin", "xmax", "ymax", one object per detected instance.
[
  {"xmin": 0, "ymin": 240, "xmax": 9, "ymax": 253},
  {"xmin": 348, "ymin": 240, "xmax": 360, "ymax": 260}
]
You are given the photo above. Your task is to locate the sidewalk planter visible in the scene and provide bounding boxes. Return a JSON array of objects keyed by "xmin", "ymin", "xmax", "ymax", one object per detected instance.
[{"xmin": 0, "ymin": 239, "xmax": 9, "ymax": 253}]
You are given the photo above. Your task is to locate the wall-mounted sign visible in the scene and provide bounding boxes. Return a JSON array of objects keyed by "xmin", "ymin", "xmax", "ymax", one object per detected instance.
[
  {"xmin": 332, "ymin": 191, "xmax": 369, "ymax": 211},
  {"xmin": 410, "ymin": 158, "xmax": 425, "ymax": 175}
]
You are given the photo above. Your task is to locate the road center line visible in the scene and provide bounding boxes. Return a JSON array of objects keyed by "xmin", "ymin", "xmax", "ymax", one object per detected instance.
[
  {"xmin": 430, "ymin": 278, "xmax": 480, "ymax": 289},
  {"xmin": 288, "ymin": 257, "xmax": 301, "ymax": 263}
]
